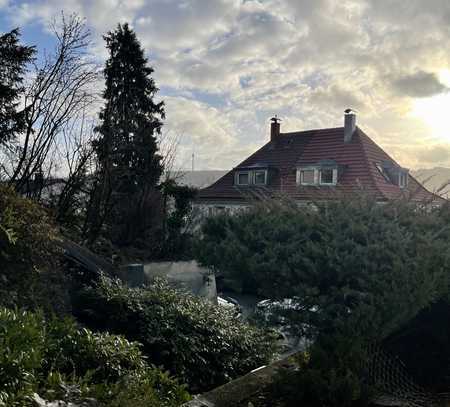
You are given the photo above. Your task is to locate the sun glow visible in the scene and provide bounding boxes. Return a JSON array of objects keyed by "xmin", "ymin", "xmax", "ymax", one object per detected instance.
[{"xmin": 410, "ymin": 70, "xmax": 450, "ymax": 140}]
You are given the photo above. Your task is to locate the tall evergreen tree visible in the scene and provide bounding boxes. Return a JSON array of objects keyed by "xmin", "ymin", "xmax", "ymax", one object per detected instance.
[
  {"xmin": 0, "ymin": 29, "xmax": 35, "ymax": 145},
  {"xmin": 87, "ymin": 23, "xmax": 165, "ymax": 244}
]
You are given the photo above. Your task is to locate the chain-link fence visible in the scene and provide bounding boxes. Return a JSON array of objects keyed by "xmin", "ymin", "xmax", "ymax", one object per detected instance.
[{"xmin": 365, "ymin": 344, "xmax": 450, "ymax": 406}]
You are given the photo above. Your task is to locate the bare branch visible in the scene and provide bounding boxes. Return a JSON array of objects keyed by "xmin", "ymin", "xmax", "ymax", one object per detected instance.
[{"xmin": 7, "ymin": 13, "xmax": 98, "ymax": 193}]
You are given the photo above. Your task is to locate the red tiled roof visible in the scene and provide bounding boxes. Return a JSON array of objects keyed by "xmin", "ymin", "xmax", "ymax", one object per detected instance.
[{"xmin": 197, "ymin": 126, "xmax": 442, "ymax": 203}]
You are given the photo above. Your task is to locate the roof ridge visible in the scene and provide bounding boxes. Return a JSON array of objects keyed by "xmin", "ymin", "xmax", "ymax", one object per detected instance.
[{"xmin": 280, "ymin": 126, "xmax": 343, "ymax": 136}]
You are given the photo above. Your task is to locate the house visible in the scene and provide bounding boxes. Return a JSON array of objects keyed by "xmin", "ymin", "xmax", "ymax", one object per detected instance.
[{"xmin": 196, "ymin": 110, "xmax": 442, "ymax": 214}]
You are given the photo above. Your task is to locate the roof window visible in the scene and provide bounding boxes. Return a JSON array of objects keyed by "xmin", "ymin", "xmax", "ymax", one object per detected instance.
[
  {"xmin": 399, "ymin": 171, "xmax": 408, "ymax": 188},
  {"xmin": 375, "ymin": 162, "xmax": 409, "ymax": 188},
  {"xmin": 297, "ymin": 166, "xmax": 338, "ymax": 186},
  {"xmin": 235, "ymin": 169, "xmax": 268, "ymax": 186},
  {"xmin": 236, "ymin": 171, "xmax": 250, "ymax": 185}
]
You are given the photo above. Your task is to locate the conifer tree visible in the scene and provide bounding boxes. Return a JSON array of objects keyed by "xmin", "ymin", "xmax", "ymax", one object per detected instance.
[
  {"xmin": 0, "ymin": 29, "xmax": 35, "ymax": 145},
  {"xmin": 87, "ymin": 23, "xmax": 165, "ymax": 244}
]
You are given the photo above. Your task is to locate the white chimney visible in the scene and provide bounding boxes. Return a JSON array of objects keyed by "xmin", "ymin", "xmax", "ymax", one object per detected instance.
[{"xmin": 344, "ymin": 108, "xmax": 356, "ymax": 143}]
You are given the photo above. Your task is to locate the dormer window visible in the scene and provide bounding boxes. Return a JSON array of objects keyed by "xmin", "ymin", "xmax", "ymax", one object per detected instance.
[
  {"xmin": 399, "ymin": 171, "xmax": 408, "ymax": 188},
  {"xmin": 235, "ymin": 168, "xmax": 268, "ymax": 186},
  {"xmin": 236, "ymin": 171, "xmax": 250, "ymax": 185},
  {"xmin": 297, "ymin": 164, "xmax": 338, "ymax": 186},
  {"xmin": 375, "ymin": 163, "xmax": 391, "ymax": 182},
  {"xmin": 375, "ymin": 162, "xmax": 409, "ymax": 188},
  {"xmin": 299, "ymin": 169, "xmax": 315, "ymax": 185},
  {"xmin": 254, "ymin": 170, "xmax": 267, "ymax": 185},
  {"xmin": 320, "ymin": 168, "xmax": 335, "ymax": 185}
]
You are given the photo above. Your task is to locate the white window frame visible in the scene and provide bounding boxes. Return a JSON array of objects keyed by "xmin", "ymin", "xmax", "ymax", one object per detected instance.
[
  {"xmin": 399, "ymin": 171, "xmax": 408, "ymax": 188},
  {"xmin": 253, "ymin": 170, "xmax": 267, "ymax": 185},
  {"xmin": 297, "ymin": 168, "xmax": 317, "ymax": 185},
  {"xmin": 235, "ymin": 169, "xmax": 268, "ymax": 186},
  {"xmin": 319, "ymin": 168, "xmax": 338, "ymax": 186},
  {"xmin": 375, "ymin": 163, "xmax": 391, "ymax": 183},
  {"xmin": 235, "ymin": 171, "xmax": 250, "ymax": 185},
  {"xmin": 296, "ymin": 167, "xmax": 338, "ymax": 186}
]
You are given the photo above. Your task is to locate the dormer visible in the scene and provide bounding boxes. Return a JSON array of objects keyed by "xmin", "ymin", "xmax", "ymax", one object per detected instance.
[
  {"xmin": 234, "ymin": 163, "xmax": 269, "ymax": 186},
  {"xmin": 375, "ymin": 161, "xmax": 409, "ymax": 188},
  {"xmin": 296, "ymin": 160, "xmax": 340, "ymax": 186}
]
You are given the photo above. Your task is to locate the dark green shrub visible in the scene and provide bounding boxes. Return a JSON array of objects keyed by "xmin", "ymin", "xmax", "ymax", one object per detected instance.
[
  {"xmin": 43, "ymin": 316, "xmax": 148, "ymax": 383},
  {"xmin": 271, "ymin": 345, "xmax": 372, "ymax": 407},
  {"xmin": 0, "ymin": 308, "xmax": 45, "ymax": 405},
  {"xmin": 0, "ymin": 307, "xmax": 189, "ymax": 406},
  {"xmin": 0, "ymin": 185, "xmax": 70, "ymax": 313},
  {"xmin": 195, "ymin": 195, "xmax": 450, "ymax": 405},
  {"xmin": 74, "ymin": 276, "xmax": 276, "ymax": 391},
  {"xmin": 197, "ymin": 195, "xmax": 450, "ymax": 339}
]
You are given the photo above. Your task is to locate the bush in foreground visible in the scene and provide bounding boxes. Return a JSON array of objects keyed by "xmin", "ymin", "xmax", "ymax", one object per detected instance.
[
  {"xmin": 0, "ymin": 185, "xmax": 70, "ymax": 313},
  {"xmin": 0, "ymin": 307, "xmax": 189, "ymax": 406},
  {"xmin": 195, "ymin": 195, "xmax": 450, "ymax": 405},
  {"xmin": 74, "ymin": 276, "xmax": 276, "ymax": 392}
]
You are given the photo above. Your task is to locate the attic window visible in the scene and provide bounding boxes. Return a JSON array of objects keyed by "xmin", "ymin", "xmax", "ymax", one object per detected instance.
[
  {"xmin": 375, "ymin": 162, "xmax": 409, "ymax": 188},
  {"xmin": 254, "ymin": 170, "xmax": 267, "ymax": 185},
  {"xmin": 236, "ymin": 172, "xmax": 250, "ymax": 185},
  {"xmin": 235, "ymin": 169, "xmax": 268, "ymax": 186},
  {"xmin": 297, "ymin": 166, "xmax": 338, "ymax": 186},
  {"xmin": 300, "ymin": 169, "xmax": 315, "ymax": 185},
  {"xmin": 320, "ymin": 168, "xmax": 335, "ymax": 185},
  {"xmin": 375, "ymin": 163, "xmax": 391, "ymax": 182},
  {"xmin": 399, "ymin": 171, "xmax": 408, "ymax": 188}
]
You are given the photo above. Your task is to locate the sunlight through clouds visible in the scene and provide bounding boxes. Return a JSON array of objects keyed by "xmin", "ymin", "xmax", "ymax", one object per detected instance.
[
  {"xmin": 411, "ymin": 93, "xmax": 450, "ymax": 141},
  {"xmin": 3, "ymin": 0, "xmax": 450, "ymax": 169}
]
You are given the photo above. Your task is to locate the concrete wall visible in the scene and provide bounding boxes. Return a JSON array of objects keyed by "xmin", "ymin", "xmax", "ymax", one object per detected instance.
[
  {"xmin": 142, "ymin": 260, "xmax": 217, "ymax": 303},
  {"xmin": 193, "ymin": 203, "xmax": 250, "ymax": 218}
]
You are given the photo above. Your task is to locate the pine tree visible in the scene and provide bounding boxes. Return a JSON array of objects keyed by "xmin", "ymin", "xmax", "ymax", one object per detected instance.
[
  {"xmin": 88, "ymin": 23, "xmax": 165, "ymax": 244},
  {"xmin": 0, "ymin": 29, "xmax": 35, "ymax": 145}
]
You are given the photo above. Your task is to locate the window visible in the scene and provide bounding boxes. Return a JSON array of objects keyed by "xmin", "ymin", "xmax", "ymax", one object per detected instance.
[
  {"xmin": 375, "ymin": 163, "xmax": 409, "ymax": 188},
  {"xmin": 319, "ymin": 168, "xmax": 336, "ymax": 185},
  {"xmin": 297, "ymin": 167, "xmax": 338, "ymax": 186},
  {"xmin": 235, "ymin": 169, "xmax": 267, "ymax": 186},
  {"xmin": 254, "ymin": 170, "xmax": 267, "ymax": 185},
  {"xmin": 399, "ymin": 171, "xmax": 408, "ymax": 188},
  {"xmin": 375, "ymin": 163, "xmax": 391, "ymax": 182},
  {"xmin": 300, "ymin": 169, "xmax": 315, "ymax": 184},
  {"xmin": 236, "ymin": 172, "xmax": 250, "ymax": 185}
]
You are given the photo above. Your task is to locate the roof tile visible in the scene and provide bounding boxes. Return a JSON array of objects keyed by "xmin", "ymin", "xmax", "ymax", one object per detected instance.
[{"xmin": 197, "ymin": 126, "xmax": 442, "ymax": 203}]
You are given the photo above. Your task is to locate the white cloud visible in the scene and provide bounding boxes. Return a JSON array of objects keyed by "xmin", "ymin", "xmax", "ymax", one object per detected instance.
[{"xmin": 4, "ymin": 0, "xmax": 450, "ymax": 169}]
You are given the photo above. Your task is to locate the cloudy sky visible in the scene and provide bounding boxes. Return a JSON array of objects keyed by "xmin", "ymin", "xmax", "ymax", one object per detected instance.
[{"xmin": 2, "ymin": 0, "xmax": 450, "ymax": 171}]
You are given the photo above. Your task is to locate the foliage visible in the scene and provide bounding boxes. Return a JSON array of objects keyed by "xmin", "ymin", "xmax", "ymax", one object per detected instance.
[
  {"xmin": 0, "ymin": 185, "xmax": 70, "ymax": 313},
  {"xmin": 0, "ymin": 307, "xmax": 189, "ymax": 406},
  {"xmin": 0, "ymin": 28, "xmax": 35, "ymax": 145},
  {"xmin": 74, "ymin": 276, "xmax": 276, "ymax": 392},
  {"xmin": 197, "ymin": 195, "xmax": 450, "ymax": 340},
  {"xmin": 270, "ymin": 345, "xmax": 373, "ymax": 407},
  {"xmin": 195, "ymin": 195, "xmax": 450, "ymax": 404},
  {"xmin": 86, "ymin": 23, "xmax": 165, "ymax": 245},
  {"xmin": 160, "ymin": 180, "xmax": 198, "ymax": 259}
]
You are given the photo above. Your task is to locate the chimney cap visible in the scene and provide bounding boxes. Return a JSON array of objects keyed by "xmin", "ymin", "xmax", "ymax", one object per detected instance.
[
  {"xmin": 344, "ymin": 108, "xmax": 356, "ymax": 114},
  {"xmin": 270, "ymin": 115, "xmax": 282, "ymax": 123}
]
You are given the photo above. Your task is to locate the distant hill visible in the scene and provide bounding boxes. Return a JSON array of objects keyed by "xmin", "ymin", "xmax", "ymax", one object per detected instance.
[
  {"xmin": 168, "ymin": 170, "xmax": 227, "ymax": 189},
  {"xmin": 411, "ymin": 167, "xmax": 450, "ymax": 196}
]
